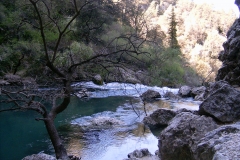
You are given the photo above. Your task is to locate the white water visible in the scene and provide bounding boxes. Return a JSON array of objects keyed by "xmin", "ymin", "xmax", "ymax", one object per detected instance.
[
  {"xmin": 68, "ymin": 82, "xmax": 200, "ymax": 159},
  {"xmin": 70, "ymin": 100, "xmax": 159, "ymax": 160},
  {"xmin": 72, "ymin": 81, "xmax": 179, "ymax": 98}
]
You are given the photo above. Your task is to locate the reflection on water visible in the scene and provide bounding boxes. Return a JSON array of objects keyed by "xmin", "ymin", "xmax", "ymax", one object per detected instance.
[
  {"xmin": 0, "ymin": 96, "xmax": 132, "ymax": 160},
  {"xmin": 0, "ymin": 82, "xmax": 200, "ymax": 160}
]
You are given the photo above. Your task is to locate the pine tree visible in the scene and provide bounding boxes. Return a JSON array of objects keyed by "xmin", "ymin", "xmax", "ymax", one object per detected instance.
[{"xmin": 168, "ymin": 7, "xmax": 180, "ymax": 49}]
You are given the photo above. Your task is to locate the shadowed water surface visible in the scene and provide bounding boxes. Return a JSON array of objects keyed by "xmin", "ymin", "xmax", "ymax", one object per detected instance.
[{"xmin": 0, "ymin": 82, "xmax": 199, "ymax": 160}]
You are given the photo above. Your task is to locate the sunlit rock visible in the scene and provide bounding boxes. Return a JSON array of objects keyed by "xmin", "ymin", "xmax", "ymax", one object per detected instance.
[
  {"xmin": 159, "ymin": 112, "xmax": 218, "ymax": 160},
  {"xmin": 199, "ymin": 81, "xmax": 240, "ymax": 123},
  {"xmin": 191, "ymin": 86, "xmax": 206, "ymax": 101},
  {"xmin": 143, "ymin": 109, "xmax": 176, "ymax": 127},
  {"xmin": 178, "ymin": 85, "xmax": 191, "ymax": 97},
  {"xmin": 163, "ymin": 91, "xmax": 180, "ymax": 100},
  {"xmin": 216, "ymin": 17, "xmax": 240, "ymax": 86},
  {"xmin": 22, "ymin": 153, "xmax": 56, "ymax": 160},
  {"xmin": 126, "ymin": 148, "xmax": 152, "ymax": 159},
  {"xmin": 140, "ymin": 89, "xmax": 161, "ymax": 102},
  {"xmin": 91, "ymin": 116, "xmax": 123, "ymax": 126},
  {"xmin": 93, "ymin": 74, "xmax": 103, "ymax": 85},
  {"xmin": 194, "ymin": 123, "xmax": 240, "ymax": 160}
]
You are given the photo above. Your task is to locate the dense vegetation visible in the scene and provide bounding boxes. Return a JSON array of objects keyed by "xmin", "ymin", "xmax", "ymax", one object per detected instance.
[
  {"xmin": 1, "ymin": 0, "xmax": 236, "ymax": 87},
  {"xmin": 0, "ymin": 0, "xmax": 237, "ymax": 87},
  {"xmin": 144, "ymin": 0, "xmax": 236, "ymax": 84},
  {"xmin": 0, "ymin": 0, "xmax": 237, "ymax": 159}
]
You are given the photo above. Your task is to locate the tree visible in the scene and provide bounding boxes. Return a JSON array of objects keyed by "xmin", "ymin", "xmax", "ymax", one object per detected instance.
[
  {"xmin": 167, "ymin": 6, "xmax": 180, "ymax": 49},
  {"xmin": 0, "ymin": 0, "xmax": 150, "ymax": 159}
]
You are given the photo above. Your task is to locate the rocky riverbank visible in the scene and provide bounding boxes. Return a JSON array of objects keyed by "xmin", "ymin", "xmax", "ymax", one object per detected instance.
[
  {"xmin": 142, "ymin": 81, "xmax": 240, "ymax": 160},
  {"xmin": 142, "ymin": 16, "xmax": 240, "ymax": 159}
]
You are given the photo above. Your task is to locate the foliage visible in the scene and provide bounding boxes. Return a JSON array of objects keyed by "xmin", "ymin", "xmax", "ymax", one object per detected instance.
[
  {"xmin": 147, "ymin": 47, "xmax": 185, "ymax": 86},
  {"xmin": 75, "ymin": 0, "xmax": 121, "ymax": 44},
  {"xmin": 167, "ymin": 7, "xmax": 180, "ymax": 49}
]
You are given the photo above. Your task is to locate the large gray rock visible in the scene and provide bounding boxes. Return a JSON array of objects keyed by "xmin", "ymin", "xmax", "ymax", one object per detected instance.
[
  {"xmin": 163, "ymin": 91, "xmax": 181, "ymax": 100},
  {"xmin": 159, "ymin": 112, "xmax": 218, "ymax": 160},
  {"xmin": 191, "ymin": 86, "xmax": 206, "ymax": 101},
  {"xmin": 199, "ymin": 82, "xmax": 240, "ymax": 123},
  {"xmin": 22, "ymin": 153, "xmax": 56, "ymax": 160},
  {"xmin": 143, "ymin": 108, "xmax": 198, "ymax": 128},
  {"xmin": 203, "ymin": 81, "xmax": 229, "ymax": 99},
  {"xmin": 140, "ymin": 89, "xmax": 161, "ymax": 102},
  {"xmin": 127, "ymin": 148, "xmax": 152, "ymax": 159},
  {"xmin": 215, "ymin": 18, "xmax": 240, "ymax": 85},
  {"xmin": 178, "ymin": 85, "xmax": 192, "ymax": 97},
  {"xmin": 143, "ymin": 109, "xmax": 176, "ymax": 127},
  {"xmin": 194, "ymin": 123, "xmax": 240, "ymax": 160},
  {"xmin": 93, "ymin": 74, "xmax": 103, "ymax": 85}
]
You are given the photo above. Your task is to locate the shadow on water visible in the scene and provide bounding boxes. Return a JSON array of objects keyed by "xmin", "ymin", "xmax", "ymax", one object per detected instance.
[
  {"xmin": 0, "ymin": 96, "xmax": 132, "ymax": 160},
  {"xmin": 0, "ymin": 89, "xmax": 198, "ymax": 160}
]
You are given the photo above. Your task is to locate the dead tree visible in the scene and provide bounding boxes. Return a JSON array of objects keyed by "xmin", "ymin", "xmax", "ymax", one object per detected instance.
[{"xmin": 0, "ymin": 0, "xmax": 152, "ymax": 159}]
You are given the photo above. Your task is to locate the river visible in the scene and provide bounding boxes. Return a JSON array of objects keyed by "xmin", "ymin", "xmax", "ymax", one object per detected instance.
[{"xmin": 0, "ymin": 82, "xmax": 200, "ymax": 160}]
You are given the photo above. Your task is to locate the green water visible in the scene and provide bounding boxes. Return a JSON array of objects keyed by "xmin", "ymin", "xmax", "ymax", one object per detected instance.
[{"xmin": 0, "ymin": 96, "xmax": 131, "ymax": 160}]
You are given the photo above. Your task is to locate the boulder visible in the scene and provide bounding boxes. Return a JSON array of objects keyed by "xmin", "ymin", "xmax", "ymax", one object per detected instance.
[
  {"xmin": 194, "ymin": 123, "xmax": 240, "ymax": 160},
  {"xmin": 159, "ymin": 112, "xmax": 218, "ymax": 160},
  {"xmin": 194, "ymin": 93, "xmax": 205, "ymax": 101},
  {"xmin": 93, "ymin": 74, "xmax": 103, "ymax": 85},
  {"xmin": 199, "ymin": 82, "xmax": 240, "ymax": 123},
  {"xmin": 203, "ymin": 81, "xmax": 229, "ymax": 99},
  {"xmin": 143, "ymin": 109, "xmax": 176, "ymax": 127},
  {"xmin": 140, "ymin": 89, "xmax": 161, "ymax": 102},
  {"xmin": 178, "ymin": 85, "xmax": 191, "ymax": 97},
  {"xmin": 143, "ymin": 108, "xmax": 198, "ymax": 128},
  {"xmin": 127, "ymin": 148, "xmax": 152, "ymax": 159},
  {"xmin": 191, "ymin": 86, "xmax": 206, "ymax": 101},
  {"xmin": 77, "ymin": 88, "xmax": 90, "ymax": 98},
  {"xmin": 22, "ymin": 153, "xmax": 56, "ymax": 160},
  {"xmin": 4, "ymin": 74, "xmax": 21, "ymax": 84},
  {"xmin": 163, "ymin": 91, "xmax": 180, "ymax": 100},
  {"xmin": 91, "ymin": 116, "xmax": 123, "ymax": 126}
]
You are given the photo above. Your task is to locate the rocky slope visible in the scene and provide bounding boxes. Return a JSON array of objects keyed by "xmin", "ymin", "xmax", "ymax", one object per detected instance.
[
  {"xmin": 216, "ymin": 18, "xmax": 240, "ymax": 86},
  {"xmin": 143, "ymin": 16, "xmax": 240, "ymax": 159}
]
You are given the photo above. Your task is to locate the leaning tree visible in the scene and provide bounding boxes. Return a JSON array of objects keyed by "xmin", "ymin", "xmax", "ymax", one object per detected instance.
[{"xmin": 0, "ymin": 0, "xmax": 154, "ymax": 159}]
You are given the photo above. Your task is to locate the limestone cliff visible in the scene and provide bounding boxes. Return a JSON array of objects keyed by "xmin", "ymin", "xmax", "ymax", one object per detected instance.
[{"xmin": 216, "ymin": 18, "xmax": 240, "ymax": 86}]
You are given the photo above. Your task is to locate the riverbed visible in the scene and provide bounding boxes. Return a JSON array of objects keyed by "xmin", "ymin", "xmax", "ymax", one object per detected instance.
[{"xmin": 0, "ymin": 82, "xmax": 200, "ymax": 160}]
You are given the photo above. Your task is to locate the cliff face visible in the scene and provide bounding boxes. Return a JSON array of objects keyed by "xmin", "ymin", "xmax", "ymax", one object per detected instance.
[{"xmin": 216, "ymin": 18, "xmax": 240, "ymax": 86}]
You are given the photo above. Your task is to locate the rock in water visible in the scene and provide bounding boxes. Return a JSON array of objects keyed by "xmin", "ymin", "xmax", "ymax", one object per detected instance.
[
  {"xmin": 22, "ymin": 153, "xmax": 56, "ymax": 160},
  {"xmin": 163, "ymin": 91, "xmax": 181, "ymax": 100},
  {"xmin": 191, "ymin": 86, "xmax": 206, "ymax": 101},
  {"xmin": 178, "ymin": 85, "xmax": 192, "ymax": 97},
  {"xmin": 199, "ymin": 81, "xmax": 240, "ymax": 123},
  {"xmin": 93, "ymin": 74, "xmax": 103, "ymax": 85},
  {"xmin": 140, "ymin": 89, "xmax": 161, "ymax": 102},
  {"xmin": 126, "ymin": 148, "xmax": 152, "ymax": 159},
  {"xmin": 143, "ymin": 109, "xmax": 176, "ymax": 127}
]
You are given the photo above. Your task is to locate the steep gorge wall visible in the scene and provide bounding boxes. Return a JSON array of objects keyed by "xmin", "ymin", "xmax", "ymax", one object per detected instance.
[{"xmin": 216, "ymin": 18, "xmax": 240, "ymax": 86}]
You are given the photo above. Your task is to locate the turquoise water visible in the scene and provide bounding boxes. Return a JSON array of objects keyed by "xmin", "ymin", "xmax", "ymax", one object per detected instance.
[
  {"xmin": 0, "ymin": 82, "xmax": 199, "ymax": 160},
  {"xmin": 0, "ymin": 96, "xmax": 131, "ymax": 160}
]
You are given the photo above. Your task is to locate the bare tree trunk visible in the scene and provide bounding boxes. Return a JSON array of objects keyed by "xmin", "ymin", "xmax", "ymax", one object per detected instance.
[{"xmin": 44, "ymin": 118, "xmax": 69, "ymax": 160}]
